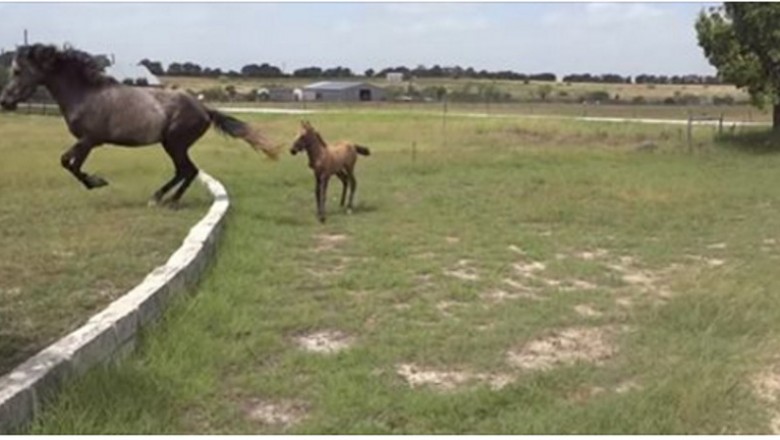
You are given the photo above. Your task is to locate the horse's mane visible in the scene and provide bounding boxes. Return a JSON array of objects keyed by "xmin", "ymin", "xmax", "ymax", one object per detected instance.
[{"xmin": 19, "ymin": 44, "xmax": 118, "ymax": 87}]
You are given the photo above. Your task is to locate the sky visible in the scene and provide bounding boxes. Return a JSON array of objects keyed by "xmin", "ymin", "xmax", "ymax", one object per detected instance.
[{"xmin": 0, "ymin": 2, "xmax": 720, "ymax": 77}]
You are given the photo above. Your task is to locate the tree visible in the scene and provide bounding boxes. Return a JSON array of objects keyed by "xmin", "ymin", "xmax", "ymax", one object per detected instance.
[
  {"xmin": 241, "ymin": 63, "xmax": 283, "ymax": 78},
  {"xmin": 139, "ymin": 59, "xmax": 165, "ymax": 76},
  {"xmin": 696, "ymin": 3, "xmax": 780, "ymax": 129}
]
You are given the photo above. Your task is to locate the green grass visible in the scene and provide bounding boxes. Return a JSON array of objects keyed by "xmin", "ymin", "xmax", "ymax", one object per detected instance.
[
  {"xmin": 0, "ymin": 114, "xmax": 210, "ymax": 375},
  {"xmin": 14, "ymin": 109, "xmax": 780, "ymax": 433}
]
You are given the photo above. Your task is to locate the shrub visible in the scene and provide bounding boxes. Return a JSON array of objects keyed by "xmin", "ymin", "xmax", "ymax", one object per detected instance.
[
  {"xmin": 712, "ymin": 95, "xmax": 735, "ymax": 105},
  {"xmin": 200, "ymin": 87, "xmax": 229, "ymax": 102},
  {"xmin": 582, "ymin": 90, "xmax": 611, "ymax": 103}
]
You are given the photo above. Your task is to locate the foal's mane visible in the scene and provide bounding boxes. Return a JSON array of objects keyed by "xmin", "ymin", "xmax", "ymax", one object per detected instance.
[
  {"xmin": 304, "ymin": 126, "xmax": 328, "ymax": 149},
  {"xmin": 19, "ymin": 44, "xmax": 118, "ymax": 87}
]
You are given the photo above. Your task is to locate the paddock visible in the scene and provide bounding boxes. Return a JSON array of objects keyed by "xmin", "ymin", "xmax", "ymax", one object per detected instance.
[{"xmin": 4, "ymin": 109, "xmax": 780, "ymax": 434}]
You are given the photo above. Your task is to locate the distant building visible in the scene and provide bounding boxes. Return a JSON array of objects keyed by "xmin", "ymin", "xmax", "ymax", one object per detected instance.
[
  {"xmin": 386, "ymin": 72, "xmax": 404, "ymax": 83},
  {"xmin": 256, "ymin": 87, "xmax": 296, "ymax": 102},
  {"xmin": 301, "ymin": 81, "xmax": 385, "ymax": 102},
  {"xmin": 105, "ymin": 62, "xmax": 161, "ymax": 87}
]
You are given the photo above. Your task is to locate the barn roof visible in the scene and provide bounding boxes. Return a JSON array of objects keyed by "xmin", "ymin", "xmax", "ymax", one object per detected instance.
[
  {"xmin": 105, "ymin": 62, "xmax": 161, "ymax": 86},
  {"xmin": 304, "ymin": 81, "xmax": 375, "ymax": 91}
]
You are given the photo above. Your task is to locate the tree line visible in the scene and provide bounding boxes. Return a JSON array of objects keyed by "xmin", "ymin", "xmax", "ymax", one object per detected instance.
[{"xmin": 139, "ymin": 59, "xmax": 720, "ymax": 85}]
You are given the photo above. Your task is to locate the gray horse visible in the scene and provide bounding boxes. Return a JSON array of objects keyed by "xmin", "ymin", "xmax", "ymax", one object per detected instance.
[{"xmin": 0, "ymin": 44, "xmax": 278, "ymax": 205}]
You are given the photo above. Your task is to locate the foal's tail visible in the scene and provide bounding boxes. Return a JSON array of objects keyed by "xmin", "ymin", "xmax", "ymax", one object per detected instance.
[
  {"xmin": 355, "ymin": 145, "xmax": 371, "ymax": 156},
  {"xmin": 207, "ymin": 109, "xmax": 280, "ymax": 160}
]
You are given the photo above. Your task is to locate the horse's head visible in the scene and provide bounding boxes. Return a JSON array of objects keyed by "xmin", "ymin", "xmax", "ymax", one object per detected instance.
[
  {"xmin": 0, "ymin": 45, "xmax": 57, "ymax": 111},
  {"xmin": 290, "ymin": 120, "xmax": 320, "ymax": 155}
]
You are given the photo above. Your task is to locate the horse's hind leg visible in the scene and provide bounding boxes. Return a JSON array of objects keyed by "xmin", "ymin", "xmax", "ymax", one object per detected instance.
[
  {"xmin": 151, "ymin": 142, "xmax": 198, "ymax": 207},
  {"xmin": 166, "ymin": 151, "xmax": 198, "ymax": 204},
  {"xmin": 336, "ymin": 171, "xmax": 348, "ymax": 208},
  {"xmin": 60, "ymin": 139, "xmax": 108, "ymax": 189}
]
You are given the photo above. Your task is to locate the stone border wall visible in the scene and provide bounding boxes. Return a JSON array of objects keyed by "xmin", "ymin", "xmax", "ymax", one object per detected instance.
[{"xmin": 0, "ymin": 172, "xmax": 229, "ymax": 433}]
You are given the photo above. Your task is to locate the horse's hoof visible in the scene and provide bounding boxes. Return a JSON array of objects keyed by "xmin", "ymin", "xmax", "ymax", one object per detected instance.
[
  {"xmin": 346, "ymin": 208, "xmax": 353, "ymax": 215},
  {"xmin": 147, "ymin": 198, "xmax": 162, "ymax": 208},
  {"xmin": 86, "ymin": 175, "xmax": 109, "ymax": 189}
]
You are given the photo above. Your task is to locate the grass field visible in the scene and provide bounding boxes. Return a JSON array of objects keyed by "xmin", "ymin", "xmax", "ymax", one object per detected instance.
[
  {"xmin": 162, "ymin": 75, "xmax": 752, "ymax": 104},
  {"xmin": 0, "ymin": 114, "xmax": 212, "ymax": 375},
  {"xmin": 9, "ymin": 109, "xmax": 780, "ymax": 433}
]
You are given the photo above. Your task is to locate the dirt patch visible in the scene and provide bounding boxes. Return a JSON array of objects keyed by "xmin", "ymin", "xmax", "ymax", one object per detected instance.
[
  {"xmin": 305, "ymin": 256, "xmax": 351, "ymax": 278},
  {"xmin": 242, "ymin": 398, "xmax": 308, "ymax": 427},
  {"xmin": 614, "ymin": 379, "xmax": 642, "ymax": 394},
  {"xmin": 753, "ymin": 368, "xmax": 780, "ymax": 404},
  {"xmin": 507, "ymin": 326, "xmax": 617, "ymax": 371},
  {"xmin": 513, "ymin": 261, "xmax": 547, "ymax": 277},
  {"xmin": 445, "ymin": 236, "xmax": 460, "ymax": 244},
  {"xmin": 752, "ymin": 367, "xmax": 780, "ymax": 434},
  {"xmin": 295, "ymin": 330, "xmax": 354, "ymax": 354},
  {"xmin": 313, "ymin": 233, "xmax": 348, "ymax": 252},
  {"xmin": 567, "ymin": 379, "xmax": 641, "ymax": 403},
  {"xmin": 576, "ymin": 249, "xmax": 610, "ymax": 261},
  {"xmin": 396, "ymin": 363, "xmax": 513, "ymax": 392},
  {"xmin": 686, "ymin": 254, "xmax": 726, "ymax": 268},
  {"xmin": 481, "ymin": 288, "xmax": 542, "ymax": 302},
  {"xmin": 605, "ymin": 257, "xmax": 676, "ymax": 301},
  {"xmin": 443, "ymin": 259, "xmax": 480, "ymax": 281},
  {"xmin": 436, "ymin": 300, "xmax": 468, "ymax": 317},
  {"xmin": 508, "ymin": 244, "xmax": 526, "ymax": 255},
  {"xmin": 574, "ymin": 304, "xmax": 603, "ymax": 318}
]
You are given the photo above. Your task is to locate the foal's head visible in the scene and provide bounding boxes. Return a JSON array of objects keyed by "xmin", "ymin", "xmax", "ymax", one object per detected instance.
[
  {"xmin": 1, "ymin": 44, "xmax": 115, "ymax": 111},
  {"xmin": 290, "ymin": 120, "xmax": 326, "ymax": 156}
]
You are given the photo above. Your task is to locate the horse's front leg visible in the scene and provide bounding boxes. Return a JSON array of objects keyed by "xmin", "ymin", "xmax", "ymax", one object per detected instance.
[{"xmin": 60, "ymin": 139, "xmax": 108, "ymax": 189}]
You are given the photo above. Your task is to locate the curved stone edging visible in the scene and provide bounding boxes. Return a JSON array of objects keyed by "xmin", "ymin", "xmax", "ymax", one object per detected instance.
[{"xmin": 0, "ymin": 172, "xmax": 229, "ymax": 433}]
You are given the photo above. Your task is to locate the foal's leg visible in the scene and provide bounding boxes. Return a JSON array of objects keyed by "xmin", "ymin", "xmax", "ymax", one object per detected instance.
[
  {"xmin": 336, "ymin": 171, "xmax": 349, "ymax": 208},
  {"xmin": 315, "ymin": 174, "xmax": 330, "ymax": 223},
  {"xmin": 60, "ymin": 139, "xmax": 108, "ymax": 189},
  {"xmin": 347, "ymin": 172, "xmax": 357, "ymax": 213}
]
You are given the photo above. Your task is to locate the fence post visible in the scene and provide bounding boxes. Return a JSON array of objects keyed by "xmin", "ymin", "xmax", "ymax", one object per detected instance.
[
  {"xmin": 442, "ymin": 97, "xmax": 448, "ymax": 149},
  {"xmin": 687, "ymin": 115, "xmax": 693, "ymax": 152}
]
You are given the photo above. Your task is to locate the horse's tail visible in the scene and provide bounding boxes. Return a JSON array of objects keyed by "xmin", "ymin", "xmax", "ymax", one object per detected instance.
[
  {"xmin": 355, "ymin": 145, "xmax": 371, "ymax": 156},
  {"xmin": 207, "ymin": 109, "xmax": 280, "ymax": 160}
]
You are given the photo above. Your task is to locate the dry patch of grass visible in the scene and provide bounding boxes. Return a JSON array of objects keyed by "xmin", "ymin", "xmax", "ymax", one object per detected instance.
[
  {"xmin": 396, "ymin": 363, "xmax": 513, "ymax": 392},
  {"xmin": 294, "ymin": 330, "xmax": 355, "ymax": 354},
  {"xmin": 242, "ymin": 398, "xmax": 309, "ymax": 428},
  {"xmin": 507, "ymin": 326, "xmax": 618, "ymax": 371}
]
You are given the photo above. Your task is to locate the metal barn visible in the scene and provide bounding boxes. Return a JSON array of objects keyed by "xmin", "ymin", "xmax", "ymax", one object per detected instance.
[
  {"xmin": 301, "ymin": 81, "xmax": 385, "ymax": 102},
  {"xmin": 105, "ymin": 62, "xmax": 161, "ymax": 87}
]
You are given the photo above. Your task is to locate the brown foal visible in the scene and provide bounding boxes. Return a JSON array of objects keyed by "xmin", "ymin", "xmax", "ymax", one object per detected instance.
[{"xmin": 290, "ymin": 121, "xmax": 371, "ymax": 223}]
